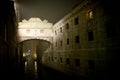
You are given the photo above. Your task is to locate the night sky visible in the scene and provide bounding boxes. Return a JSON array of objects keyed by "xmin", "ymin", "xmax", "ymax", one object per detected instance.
[{"xmin": 17, "ymin": 0, "xmax": 82, "ymax": 24}]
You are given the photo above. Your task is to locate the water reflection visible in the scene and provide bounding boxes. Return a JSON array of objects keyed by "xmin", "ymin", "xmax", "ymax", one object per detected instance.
[
  {"xmin": 23, "ymin": 54, "xmax": 83, "ymax": 80},
  {"xmin": 24, "ymin": 62, "xmax": 83, "ymax": 80}
]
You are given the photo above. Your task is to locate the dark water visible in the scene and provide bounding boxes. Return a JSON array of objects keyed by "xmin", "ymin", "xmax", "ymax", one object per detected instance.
[{"xmin": 24, "ymin": 65, "xmax": 85, "ymax": 80}]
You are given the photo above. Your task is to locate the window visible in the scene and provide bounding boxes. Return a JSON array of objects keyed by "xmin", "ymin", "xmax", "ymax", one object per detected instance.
[
  {"xmin": 55, "ymin": 57, "xmax": 57, "ymax": 62},
  {"xmin": 55, "ymin": 31, "xmax": 57, "ymax": 35},
  {"xmin": 55, "ymin": 42, "xmax": 57, "ymax": 47},
  {"xmin": 88, "ymin": 60, "xmax": 95, "ymax": 70},
  {"xmin": 26, "ymin": 29, "xmax": 30, "ymax": 33},
  {"xmin": 60, "ymin": 40, "xmax": 62, "ymax": 46},
  {"xmin": 75, "ymin": 59, "xmax": 80, "ymax": 67},
  {"xmin": 48, "ymin": 57, "xmax": 50, "ymax": 61},
  {"xmin": 74, "ymin": 17, "xmax": 79, "ymax": 25},
  {"xmin": 66, "ymin": 58, "xmax": 70, "ymax": 64},
  {"xmin": 67, "ymin": 38, "xmax": 69, "ymax": 45},
  {"xmin": 86, "ymin": 10, "xmax": 93, "ymax": 20},
  {"xmin": 66, "ymin": 23, "xmax": 69, "ymax": 29},
  {"xmin": 88, "ymin": 31, "xmax": 94, "ymax": 41},
  {"xmin": 51, "ymin": 57, "xmax": 54, "ymax": 62},
  {"xmin": 75, "ymin": 36, "xmax": 80, "ymax": 43},
  {"xmin": 60, "ymin": 27, "xmax": 62, "ymax": 32},
  {"xmin": 60, "ymin": 57, "xmax": 62, "ymax": 63},
  {"xmin": 89, "ymin": 11, "xmax": 93, "ymax": 19},
  {"xmin": 40, "ymin": 29, "xmax": 44, "ymax": 33}
]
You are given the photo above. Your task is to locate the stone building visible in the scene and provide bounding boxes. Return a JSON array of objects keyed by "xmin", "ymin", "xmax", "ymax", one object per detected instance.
[
  {"xmin": 0, "ymin": 0, "xmax": 120, "ymax": 80},
  {"xmin": 42, "ymin": 0, "xmax": 120, "ymax": 79},
  {"xmin": 0, "ymin": 0, "xmax": 18, "ymax": 79}
]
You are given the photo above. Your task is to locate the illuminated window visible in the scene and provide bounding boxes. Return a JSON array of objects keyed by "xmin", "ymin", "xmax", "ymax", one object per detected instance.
[
  {"xmin": 89, "ymin": 11, "xmax": 93, "ymax": 19},
  {"xmin": 87, "ymin": 10, "xmax": 93, "ymax": 20}
]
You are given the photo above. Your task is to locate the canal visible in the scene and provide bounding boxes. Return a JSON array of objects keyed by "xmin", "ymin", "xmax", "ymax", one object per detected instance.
[{"xmin": 23, "ymin": 64, "xmax": 85, "ymax": 80}]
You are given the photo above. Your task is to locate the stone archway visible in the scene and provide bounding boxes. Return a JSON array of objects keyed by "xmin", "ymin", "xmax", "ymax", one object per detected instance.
[
  {"xmin": 17, "ymin": 18, "xmax": 53, "ymax": 79},
  {"xmin": 18, "ymin": 39, "xmax": 51, "ymax": 79}
]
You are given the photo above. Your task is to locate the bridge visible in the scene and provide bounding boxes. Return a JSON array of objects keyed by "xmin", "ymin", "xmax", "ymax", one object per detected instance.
[
  {"xmin": 17, "ymin": 18, "xmax": 53, "ymax": 43},
  {"xmin": 17, "ymin": 18, "xmax": 53, "ymax": 73}
]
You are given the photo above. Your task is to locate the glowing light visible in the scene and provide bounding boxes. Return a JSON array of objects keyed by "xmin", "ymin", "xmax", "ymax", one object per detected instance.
[
  {"xmin": 23, "ymin": 52, "xmax": 26, "ymax": 57},
  {"xmin": 35, "ymin": 61, "xmax": 37, "ymax": 72},
  {"xmin": 18, "ymin": 18, "xmax": 53, "ymax": 29},
  {"xmin": 18, "ymin": 17, "xmax": 53, "ymax": 42},
  {"xmin": 34, "ymin": 53, "xmax": 37, "ymax": 58},
  {"xmin": 25, "ymin": 61, "xmax": 27, "ymax": 71}
]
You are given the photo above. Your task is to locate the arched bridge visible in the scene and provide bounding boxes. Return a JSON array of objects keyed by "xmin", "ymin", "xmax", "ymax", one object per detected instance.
[
  {"xmin": 18, "ymin": 36, "xmax": 53, "ymax": 43},
  {"xmin": 17, "ymin": 18, "xmax": 53, "ymax": 43}
]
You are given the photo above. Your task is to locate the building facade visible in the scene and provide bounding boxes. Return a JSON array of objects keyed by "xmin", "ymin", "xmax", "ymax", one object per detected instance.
[
  {"xmin": 42, "ymin": 0, "xmax": 120, "ymax": 80},
  {"xmin": 0, "ymin": 0, "xmax": 19, "ymax": 79}
]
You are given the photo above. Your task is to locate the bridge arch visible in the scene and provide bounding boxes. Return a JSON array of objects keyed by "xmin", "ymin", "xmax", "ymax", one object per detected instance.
[
  {"xmin": 18, "ymin": 39, "xmax": 52, "ymax": 74},
  {"xmin": 18, "ymin": 36, "xmax": 53, "ymax": 43},
  {"xmin": 17, "ymin": 18, "xmax": 53, "ymax": 65},
  {"xmin": 18, "ymin": 39, "xmax": 52, "ymax": 63},
  {"xmin": 19, "ymin": 39, "xmax": 51, "ymax": 44}
]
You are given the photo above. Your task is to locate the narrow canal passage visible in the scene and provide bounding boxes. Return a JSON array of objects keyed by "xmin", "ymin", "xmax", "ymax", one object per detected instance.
[
  {"xmin": 20, "ymin": 40, "xmax": 85, "ymax": 80},
  {"xmin": 23, "ymin": 64, "xmax": 85, "ymax": 80}
]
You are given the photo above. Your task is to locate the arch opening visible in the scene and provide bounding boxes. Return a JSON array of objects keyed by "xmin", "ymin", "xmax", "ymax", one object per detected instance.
[{"xmin": 17, "ymin": 39, "xmax": 52, "ymax": 79}]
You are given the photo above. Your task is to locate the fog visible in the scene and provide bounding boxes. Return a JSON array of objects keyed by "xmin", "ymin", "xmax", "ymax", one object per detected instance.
[{"xmin": 17, "ymin": 0, "xmax": 82, "ymax": 24}]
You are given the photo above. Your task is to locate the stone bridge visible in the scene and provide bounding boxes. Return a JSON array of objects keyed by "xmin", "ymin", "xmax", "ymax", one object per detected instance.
[
  {"xmin": 18, "ymin": 36, "xmax": 53, "ymax": 43},
  {"xmin": 17, "ymin": 18, "xmax": 53, "ymax": 43}
]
